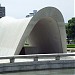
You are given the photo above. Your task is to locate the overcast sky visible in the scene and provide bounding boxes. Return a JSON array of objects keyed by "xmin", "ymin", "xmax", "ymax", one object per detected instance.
[{"xmin": 0, "ymin": 0, "xmax": 74, "ymax": 23}]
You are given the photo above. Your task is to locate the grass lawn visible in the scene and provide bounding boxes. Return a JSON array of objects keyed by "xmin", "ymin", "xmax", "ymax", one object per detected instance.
[{"xmin": 67, "ymin": 44, "xmax": 75, "ymax": 48}]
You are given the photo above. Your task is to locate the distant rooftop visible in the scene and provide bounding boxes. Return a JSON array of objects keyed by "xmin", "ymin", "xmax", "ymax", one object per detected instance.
[
  {"xmin": 26, "ymin": 10, "xmax": 37, "ymax": 18},
  {"xmin": 0, "ymin": 4, "xmax": 5, "ymax": 18}
]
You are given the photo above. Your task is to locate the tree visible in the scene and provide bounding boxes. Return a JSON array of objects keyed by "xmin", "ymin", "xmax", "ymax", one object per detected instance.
[{"xmin": 66, "ymin": 17, "xmax": 75, "ymax": 40}]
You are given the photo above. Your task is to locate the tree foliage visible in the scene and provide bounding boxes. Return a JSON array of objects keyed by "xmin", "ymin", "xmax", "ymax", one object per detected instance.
[{"xmin": 66, "ymin": 17, "xmax": 75, "ymax": 40}]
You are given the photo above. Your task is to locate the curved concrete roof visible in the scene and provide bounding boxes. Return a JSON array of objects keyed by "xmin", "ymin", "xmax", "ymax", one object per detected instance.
[{"xmin": 0, "ymin": 7, "xmax": 66, "ymax": 56}]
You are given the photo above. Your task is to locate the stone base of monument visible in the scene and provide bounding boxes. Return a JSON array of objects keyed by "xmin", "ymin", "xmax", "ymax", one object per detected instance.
[
  {"xmin": 19, "ymin": 47, "xmax": 40, "ymax": 55},
  {"xmin": 19, "ymin": 47, "xmax": 63, "ymax": 55}
]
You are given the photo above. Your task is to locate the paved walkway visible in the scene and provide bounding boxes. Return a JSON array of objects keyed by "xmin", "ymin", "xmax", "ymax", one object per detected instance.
[{"xmin": 67, "ymin": 48, "xmax": 75, "ymax": 50}]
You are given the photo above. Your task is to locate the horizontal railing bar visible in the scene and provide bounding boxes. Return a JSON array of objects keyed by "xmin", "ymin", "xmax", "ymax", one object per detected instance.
[{"xmin": 0, "ymin": 53, "xmax": 75, "ymax": 60}]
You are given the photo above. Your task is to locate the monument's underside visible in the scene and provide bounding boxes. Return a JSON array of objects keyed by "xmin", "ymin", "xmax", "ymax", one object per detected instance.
[{"xmin": 0, "ymin": 7, "xmax": 66, "ymax": 56}]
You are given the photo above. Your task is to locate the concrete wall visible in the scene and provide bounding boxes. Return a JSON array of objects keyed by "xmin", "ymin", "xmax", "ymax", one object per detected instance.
[
  {"xmin": 0, "ymin": 69, "xmax": 75, "ymax": 75},
  {"xmin": 0, "ymin": 60, "xmax": 75, "ymax": 73}
]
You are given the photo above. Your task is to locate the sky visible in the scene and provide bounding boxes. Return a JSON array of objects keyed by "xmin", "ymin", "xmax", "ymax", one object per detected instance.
[{"xmin": 0, "ymin": 0, "xmax": 74, "ymax": 23}]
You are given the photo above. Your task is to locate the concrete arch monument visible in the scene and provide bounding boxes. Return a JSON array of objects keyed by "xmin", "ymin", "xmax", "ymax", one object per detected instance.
[{"xmin": 0, "ymin": 7, "xmax": 66, "ymax": 56}]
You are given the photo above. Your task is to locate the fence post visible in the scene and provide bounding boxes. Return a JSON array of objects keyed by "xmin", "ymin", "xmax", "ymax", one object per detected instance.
[
  {"xmin": 10, "ymin": 57, "xmax": 14, "ymax": 63},
  {"xmin": 55, "ymin": 56, "xmax": 60, "ymax": 60},
  {"xmin": 34, "ymin": 56, "xmax": 38, "ymax": 61}
]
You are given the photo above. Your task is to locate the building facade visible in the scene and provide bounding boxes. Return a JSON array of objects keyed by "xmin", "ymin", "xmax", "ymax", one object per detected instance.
[{"xmin": 0, "ymin": 4, "xmax": 5, "ymax": 18}]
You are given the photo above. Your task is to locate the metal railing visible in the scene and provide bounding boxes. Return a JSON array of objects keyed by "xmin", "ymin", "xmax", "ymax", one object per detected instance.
[{"xmin": 0, "ymin": 53, "xmax": 75, "ymax": 63}]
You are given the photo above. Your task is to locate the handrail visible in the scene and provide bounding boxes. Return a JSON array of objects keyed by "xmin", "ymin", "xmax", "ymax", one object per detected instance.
[{"xmin": 0, "ymin": 53, "xmax": 75, "ymax": 63}]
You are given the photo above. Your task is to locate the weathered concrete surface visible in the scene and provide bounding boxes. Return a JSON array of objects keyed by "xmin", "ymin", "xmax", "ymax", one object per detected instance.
[
  {"xmin": 0, "ymin": 68, "xmax": 75, "ymax": 75},
  {"xmin": 0, "ymin": 60, "xmax": 75, "ymax": 73}
]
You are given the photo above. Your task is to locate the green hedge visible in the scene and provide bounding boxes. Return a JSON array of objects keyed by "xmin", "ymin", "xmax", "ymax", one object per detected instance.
[{"xmin": 67, "ymin": 44, "xmax": 75, "ymax": 48}]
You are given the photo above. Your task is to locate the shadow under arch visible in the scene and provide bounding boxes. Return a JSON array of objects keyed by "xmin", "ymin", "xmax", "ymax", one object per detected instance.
[
  {"xmin": 26, "ymin": 17, "xmax": 63, "ymax": 54},
  {"xmin": 15, "ymin": 7, "xmax": 66, "ymax": 55}
]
